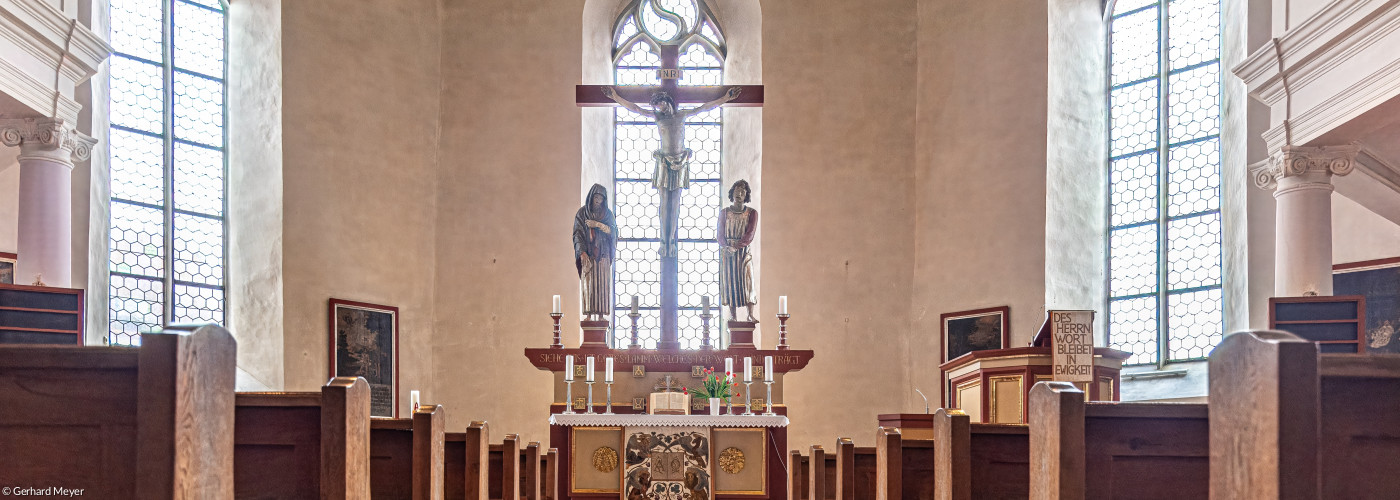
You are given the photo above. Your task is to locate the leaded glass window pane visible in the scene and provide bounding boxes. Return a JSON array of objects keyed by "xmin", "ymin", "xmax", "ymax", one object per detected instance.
[
  {"xmin": 1107, "ymin": 0, "xmax": 1222, "ymax": 365},
  {"xmin": 108, "ymin": 0, "xmax": 227, "ymax": 346}
]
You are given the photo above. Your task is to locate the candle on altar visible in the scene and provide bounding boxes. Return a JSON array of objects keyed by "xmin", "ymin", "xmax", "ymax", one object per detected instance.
[
  {"xmin": 725, "ymin": 358, "xmax": 733, "ymax": 379},
  {"xmin": 564, "ymin": 355, "xmax": 574, "ymax": 381},
  {"xmin": 702, "ymin": 296, "xmax": 710, "ymax": 314},
  {"xmin": 552, "ymin": 295, "xmax": 561, "ymax": 314},
  {"xmin": 605, "ymin": 357, "xmax": 614, "ymax": 383},
  {"xmin": 744, "ymin": 357, "xmax": 753, "ymax": 383},
  {"xmin": 586, "ymin": 356, "xmax": 595, "ymax": 382},
  {"xmin": 631, "ymin": 296, "xmax": 639, "ymax": 314},
  {"xmin": 410, "ymin": 390, "xmax": 420, "ymax": 411},
  {"xmin": 778, "ymin": 296, "xmax": 788, "ymax": 315},
  {"xmin": 765, "ymin": 356, "xmax": 774, "ymax": 383}
]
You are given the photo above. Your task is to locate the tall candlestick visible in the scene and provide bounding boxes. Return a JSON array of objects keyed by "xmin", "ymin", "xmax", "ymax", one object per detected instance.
[
  {"xmin": 765, "ymin": 356, "xmax": 774, "ymax": 383},
  {"xmin": 552, "ymin": 295, "xmax": 561, "ymax": 314},
  {"xmin": 564, "ymin": 355, "xmax": 574, "ymax": 382},
  {"xmin": 586, "ymin": 356, "xmax": 595, "ymax": 383},
  {"xmin": 778, "ymin": 296, "xmax": 788, "ymax": 315},
  {"xmin": 744, "ymin": 357, "xmax": 753, "ymax": 384},
  {"xmin": 605, "ymin": 357, "xmax": 614, "ymax": 383}
]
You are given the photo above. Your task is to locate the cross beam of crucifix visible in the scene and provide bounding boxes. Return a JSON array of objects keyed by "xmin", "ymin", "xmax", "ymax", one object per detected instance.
[{"xmin": 576, "ymin": 65, "xmax": 763, "ymax": 350}]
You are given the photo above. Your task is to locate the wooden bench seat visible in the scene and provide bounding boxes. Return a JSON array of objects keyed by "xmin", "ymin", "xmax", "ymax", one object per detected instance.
[
  {"xmin": 1211, "ymin": 330, "xmax": 1400, "ymax": 498},
  {"xmin": 1030, "ymin": 382, "xmax": 1209, "ymax": 500},
  {"xmin": 875, "ymin": 426, "xmax": 935, "ymax": 500},
  {"xmin": 234, "ymin": 377, "xmax": 371, "ymax": 499},
  {"xmin": 370, "ymin": 404, "xmax": 445, "ymax": 500},
  {"xmin": 933, "ymin": 408, "xmax": 1029, "ymax": 500},
  {"xmin": 0, "ymin": 326, "xmax": 235, "ymax": 499}
]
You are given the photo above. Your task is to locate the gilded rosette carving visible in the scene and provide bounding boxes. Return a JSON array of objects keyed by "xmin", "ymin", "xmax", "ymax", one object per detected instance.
[
  {"xmin": 718, "ymin": 447, "xmax": 745, "ymax": 474},
  {"xmin": 592, "ymin": 446, "xmax": 619, "ymax": 473},
  {"xmin": 1251, "ymin": 144, "xmax": 1359, "ymax": 190}
]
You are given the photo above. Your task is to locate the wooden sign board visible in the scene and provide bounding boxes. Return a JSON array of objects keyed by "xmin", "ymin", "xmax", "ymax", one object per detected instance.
[{"xmin": 1049, "ymin": 310, "xmax": 1094, "ymax": 382}]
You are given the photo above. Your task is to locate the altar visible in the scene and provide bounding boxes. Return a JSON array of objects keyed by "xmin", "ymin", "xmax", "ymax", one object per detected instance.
[{"xmin": 549, "ymin": 414, "xmax": 787, "ymax": 499}]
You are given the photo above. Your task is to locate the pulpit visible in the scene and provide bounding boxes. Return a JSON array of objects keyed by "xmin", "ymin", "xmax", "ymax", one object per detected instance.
[{"xmin": 940, "ymin": 346, "xmax": 1129, "ymax": 424}]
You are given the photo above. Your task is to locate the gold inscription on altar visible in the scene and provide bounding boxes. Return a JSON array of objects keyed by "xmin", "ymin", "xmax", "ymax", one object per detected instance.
[
  {"xmin": 633, "ymin": 365, "xmax": 646, "ymax": 377},
  {"xmin": 573, "ymin": 398, "xmax": 586, "ymax": 410},
  {"xmin": 632, "ymin": 397, "xmax": 646, "ymax": 411},
  {"xmin": 691, "ymin": 366, "xmax": 705, "ymax": 378},
  {"xmin": 574, "ymin": 365, "xmax": 586, "ymax": 378},
  {"xmin": 749, "ymin": 398, "xmax": 764, "ymax": 411}
]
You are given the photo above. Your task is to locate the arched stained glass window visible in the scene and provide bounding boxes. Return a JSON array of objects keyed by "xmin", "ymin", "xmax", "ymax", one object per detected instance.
[
  {"xmin": 1106, "ymin": 0, "xmax": 1223, "ymax": 366},
  {"xmin": 611, "ymin": 0, "xmax": 725, "ymax": 349},
  {"xmin": 108, "ymin": 0, "xmax": 228, "ymax": 345}
]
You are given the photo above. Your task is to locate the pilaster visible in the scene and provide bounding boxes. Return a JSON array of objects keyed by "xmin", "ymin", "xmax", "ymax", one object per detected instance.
[{"xmin": 1251, "ymin": 144, "xmax": 1358, "ymax": 296}]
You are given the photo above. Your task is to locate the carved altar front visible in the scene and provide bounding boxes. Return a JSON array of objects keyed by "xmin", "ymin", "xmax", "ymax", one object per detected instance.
[{"xmin": 527, "ymin": 347, "xmax": 810, "ymax": 499}]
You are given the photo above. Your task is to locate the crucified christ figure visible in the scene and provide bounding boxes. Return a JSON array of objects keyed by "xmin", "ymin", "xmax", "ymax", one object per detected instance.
[{"xmin": 601, "ymin": 85, "xmax": 742, "ymax": 256}]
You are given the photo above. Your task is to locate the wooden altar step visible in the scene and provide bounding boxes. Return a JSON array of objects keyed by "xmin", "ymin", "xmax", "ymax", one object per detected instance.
[{"xmin": 786, "ymin": 330, "xmax": 1400, "ymax": 500}]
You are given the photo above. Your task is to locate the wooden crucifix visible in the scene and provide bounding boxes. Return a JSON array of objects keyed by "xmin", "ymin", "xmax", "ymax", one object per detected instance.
[{"xmin": 577, "ymin": 48, "xmax": 762, "ymax": 350}]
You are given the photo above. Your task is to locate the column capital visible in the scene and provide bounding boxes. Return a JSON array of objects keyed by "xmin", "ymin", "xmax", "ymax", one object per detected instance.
[
  {"xmin": 1251, "ymin": 144, "xmax": 1359, "ymax": 191},
  {"xmin": 0, "ymin": 118, "xmax": 96, "ymax": 167}
]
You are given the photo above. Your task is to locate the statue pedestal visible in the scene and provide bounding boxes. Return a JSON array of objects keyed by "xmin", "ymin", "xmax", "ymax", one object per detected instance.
[
  {"xmin": 580, "ymin": 320, "xmax": 610, "ymax": 348},
  {"xmin": 728, "ymin": 321, "xmax": 757, "ymax": 349}
]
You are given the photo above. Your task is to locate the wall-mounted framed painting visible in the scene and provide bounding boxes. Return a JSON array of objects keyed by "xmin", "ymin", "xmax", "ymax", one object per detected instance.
[
  {"xmin": 0, "ymin": 252, "xmax": 15, "ymax": 284},
  {"xmin": 942, "ymin": 306, "xmax": 1010, "ymax": 362},
  {"xmin": 1334, "ymin": 257, "xmax": 1400, "ymax": 354},
  {"xmin": 329, "ymin": 298, "xmax": 399, "ymax": 417}
]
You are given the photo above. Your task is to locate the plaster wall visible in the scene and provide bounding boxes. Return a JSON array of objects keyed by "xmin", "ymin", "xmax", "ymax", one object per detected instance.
[
  {"xmin": 1332, "ymin": 193, "xmax": 1400, "ymax": 264},
  {"xmin": 1045, "ymin": 0, "xmax": 1108, "ymax": 338},
  {"xmin": 434, "ymin": 0, "xmax": 587, "ymax": 445},
  {"xmin": 762, "ymin": 0, "xmax": 918, "ymax": 448},
  {"xmin": 227, "ymin": 0, "xmax": 284, "ymax": 391},
  {"xmin": 911, "ymin": 0, "xmax": 1049, "ymax": 405},
  {"xmin": 279, "ymin": 0, "xmax": 440, "ymax": 415}
]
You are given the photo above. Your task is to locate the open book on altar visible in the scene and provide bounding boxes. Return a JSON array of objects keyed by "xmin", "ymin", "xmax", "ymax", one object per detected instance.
[{"xmin": 648, "ymin": 392, "xmax": 690, "ymax": 415}]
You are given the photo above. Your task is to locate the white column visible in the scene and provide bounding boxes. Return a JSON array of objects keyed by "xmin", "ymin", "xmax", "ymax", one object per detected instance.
[
  {"xmin": 1, "ymin": 118, "xmax": 95, "ymax": 288},
  {"xmin": 1251, "ymin": 144, "xmax": 1358, "ymax": 297}
]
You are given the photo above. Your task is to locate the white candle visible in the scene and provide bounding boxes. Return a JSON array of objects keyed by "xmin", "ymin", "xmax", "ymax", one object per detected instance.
[
  {"xmin": 744, "ymin": 357, "xmax": 753, "ymax": 383},
  {"xmin": 631, "ymin": 295, "xmax": 639, "ymax": 314},
  {"xmin": 725, "ymin": 358, "xmax": 734, "ymax": 379},
  {"xmin": 552, "ymin": 295, "xmax": 561, "ymax": 314},
  {"xmin": 702, "ymin": 296, "xmax": 710, "ymax": 312},
  {"xmin": 605, "ymin": 357, "xmax": 614, "ymax": 383},
  {"xmin": 778, "ymin": 296, "xmax": 788, "ymax": 315},
  {"xmin": 410, "ymin": 390, "xmax": 420, "ymax": 411},
  {"xmin": 564, "ymin": 355, "xmax": 574, "ymax": 382},
  {"xmin": 586, "ymin": 356, "xmax": 595, "ymax": 382},
  {"xmin": 765, "ymin": 356, "xmax": 774, "ymax": 383}
]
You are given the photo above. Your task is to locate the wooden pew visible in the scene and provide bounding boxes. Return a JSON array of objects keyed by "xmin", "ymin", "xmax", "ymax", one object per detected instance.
[
  {"xmin": 1211, "ymin": 330, "xmax": 1400, "ymax": 498},
  {"xmin": 445, "ymin": 421, "xmax": 491, "ymax": 500},
  {"xmin": 370, "ymin": 404, "xmax": 446, "ymax": 500},
  {"xmin": 874, "ymin": 427, "xmax": 936, "ymax": 500},
  {"xmin": 523, "ymin": 441, "xmax": 541, "ymax": 500},
  {"xmin": 542, "ymin": 448, "xmax": 558, "ymax": 500},
  {"xmin": 487, "ymin": 434, "xmax": 523, "ymax": 500},
  {"xmin": 933, "ymin": 408, "xmax": 1030, "ymax": 500},
  {"xmin": 0, "ymin": 326, "xmax": 235, "ymax": 499},
  {"xmin": 789, "ymin": 450, "xmax": 808, "ymax": 500},
  {"xmin": 1029, "ymin": 381, "xmax": 1209, "ymax": 500},
  {"xmin": 234, "ymin": 377, "xmax": 371, "ymax": 499},
  {"xmin": 833, "ymin": 438, "xmax": 876, "ymax": 500}
]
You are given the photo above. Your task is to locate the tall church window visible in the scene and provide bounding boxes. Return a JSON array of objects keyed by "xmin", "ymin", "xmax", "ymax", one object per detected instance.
[
  {"xmin": 107, "ymin": 0, "xmax": 227, "ymax": 345},
  {"xmin": 611, "ymin": 0, "xmax": 725, "ymax": 348},
  {"xmin": 1106, "ymin": 0, "xmax": 1222, "ymax": 366}
]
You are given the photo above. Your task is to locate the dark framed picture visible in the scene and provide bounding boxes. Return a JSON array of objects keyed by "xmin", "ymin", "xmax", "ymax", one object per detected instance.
[
  {"xmin": 0, "ymin": 252, "xmax": 15, "ymax": 284},
  {"xmin": 1335, "ymin": 257, "xmax": 1400, "ymax": 354},
  {"xmin": 942, "ymin": 306, "xmax": 1010, "ymax": 362},
  {"xmin": 329, "ymin": 298, "xmax": 399, "ymax": 417}
]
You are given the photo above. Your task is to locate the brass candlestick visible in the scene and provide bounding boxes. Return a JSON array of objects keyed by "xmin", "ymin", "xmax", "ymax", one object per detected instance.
[
  {"xmin": 777, "ymin": 313, "xmax": 791, "ymax": 350},
  {"xmin": 550, "ymin": 313, "xmax": 564, "ymax": 348},
  {"xmin": 701, "ymin": 308, "xmax": 714, "ymax": 349}
]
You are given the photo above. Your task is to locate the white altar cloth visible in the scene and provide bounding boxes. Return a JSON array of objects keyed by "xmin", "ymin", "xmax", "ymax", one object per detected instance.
[{"xmin": 549, "ymin": 413, "xmax": 788, "ymax": 427}]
